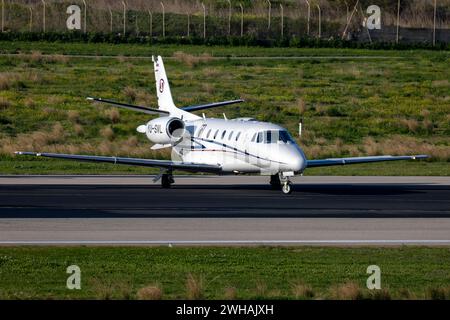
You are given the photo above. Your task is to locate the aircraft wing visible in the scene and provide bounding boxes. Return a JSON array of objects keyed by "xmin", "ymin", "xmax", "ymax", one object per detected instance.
[
  {"xmin": 306, "ymin": 155, "xmax": 428, "ymax": 168},
  {"xmin": 15, "ymin": 152, "xmax": 222, "ymax": 173}
]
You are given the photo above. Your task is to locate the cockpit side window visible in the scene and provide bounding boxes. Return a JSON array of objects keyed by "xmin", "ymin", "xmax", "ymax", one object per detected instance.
[
  {"xmin": 278, "ymin": 130, "xmax": 294, "ymax": 144},
  {"xmin": 251, "ymin": 133, "xmax": 257, "ymax": 142}
]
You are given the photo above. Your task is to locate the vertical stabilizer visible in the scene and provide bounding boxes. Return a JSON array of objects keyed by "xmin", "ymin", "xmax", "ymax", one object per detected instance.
[
  {"xmin": 152, "ymin": 55, "xmax": 200, "ymax": 120},
  {"xmin": 153, "ymin": 55, "xmax": 177, "ymax": 113}
]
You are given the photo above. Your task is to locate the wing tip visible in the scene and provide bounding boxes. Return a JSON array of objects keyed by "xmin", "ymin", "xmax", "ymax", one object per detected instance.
[{"xmin": 14, "ymin": 151, "xmax": 40, "ymax": 156}]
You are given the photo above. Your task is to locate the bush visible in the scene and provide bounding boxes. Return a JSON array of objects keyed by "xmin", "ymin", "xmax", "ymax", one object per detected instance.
[
  {"xmin": 0, "ymin": 31, "xmax": 448, "ymax": 50},
  {"xmin": 137, "ymin": 285, "xmax": 163, "ymax": 300}
]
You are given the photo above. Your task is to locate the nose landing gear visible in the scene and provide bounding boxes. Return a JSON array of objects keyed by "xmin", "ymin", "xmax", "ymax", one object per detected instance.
[
  {"xmin": 270, "ymin": 173, "xmax": 293, "ymax": 194},
  {"xmin": 281, "ymin": 180, "xmax": 292, "ymax": 194}
]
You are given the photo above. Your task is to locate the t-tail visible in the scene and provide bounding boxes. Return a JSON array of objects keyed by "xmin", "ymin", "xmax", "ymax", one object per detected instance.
[
  {"xmin": 87, "ymin": 55, "xmax": 243, "ymax": 121},
  {"xmin": 153, "ymin": 55, "xmax": 177, "ymax": 113},
  {"xmin": 152, "ymin": 55, "xmax": 200, "ymax": 120}
]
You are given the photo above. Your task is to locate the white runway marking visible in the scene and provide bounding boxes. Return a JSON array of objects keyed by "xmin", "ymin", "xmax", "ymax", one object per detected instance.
[{"xmin": 1, "ymin": 240, "xmax": 450, "ymax": 245}]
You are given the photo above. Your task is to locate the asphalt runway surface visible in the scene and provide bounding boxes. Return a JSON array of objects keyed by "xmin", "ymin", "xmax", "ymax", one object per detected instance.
[{"xmin": 0, "ymin": 176, "xmax": 449, "ymax": 245}]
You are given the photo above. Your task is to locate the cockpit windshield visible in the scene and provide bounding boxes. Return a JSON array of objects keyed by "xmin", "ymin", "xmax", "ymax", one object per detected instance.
[{"xmin": 253, "ymin": 130, "xmax": 295, "ymax": 144}]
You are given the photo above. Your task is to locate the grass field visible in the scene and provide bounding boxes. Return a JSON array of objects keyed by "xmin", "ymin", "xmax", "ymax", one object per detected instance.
[
  {"xmin": 0, "ymin": 42, "xmax": 449, "ymax": 175},
  {"xmin": 0, "ymin": 246, "xmax": 449, "ymax": 300}
]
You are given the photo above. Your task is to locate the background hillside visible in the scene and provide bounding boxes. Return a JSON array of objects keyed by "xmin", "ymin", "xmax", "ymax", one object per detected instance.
[{"xmin": 0, "ymin": 43, "xmax": 449, "ymax": 175}]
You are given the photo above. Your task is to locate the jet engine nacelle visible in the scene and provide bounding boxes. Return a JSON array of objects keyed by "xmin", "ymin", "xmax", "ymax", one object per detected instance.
[{"xmin": 145, "ymin": 117, "xmax": 185, "ymax": 144}]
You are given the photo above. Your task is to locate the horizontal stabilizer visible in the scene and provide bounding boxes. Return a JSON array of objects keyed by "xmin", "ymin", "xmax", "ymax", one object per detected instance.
[
  {"xmin": 181, "ymin": 99, "xmax": 244, "ymax": 112},
  {"xmin": 87, "ymin": 97, "xmax": 169, "ymax": 115}
]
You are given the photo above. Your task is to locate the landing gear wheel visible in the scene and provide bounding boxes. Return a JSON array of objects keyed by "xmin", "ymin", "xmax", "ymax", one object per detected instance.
[
  {"xmin": 161, "ymin": 173, "xmax": 174, "ymax": 188},
  {"xmin": 281, "ymin": 181, "xmax": 292, "ymax": 194},
  {"xmin": 270, "ymin": 174, "xmax": 281, "ymax": 189}
]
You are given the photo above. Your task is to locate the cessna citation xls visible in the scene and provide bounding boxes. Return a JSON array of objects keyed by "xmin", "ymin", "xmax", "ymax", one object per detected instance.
[{"xmin": 16, "ymin": 56, "xmax": 428, "ymax": 194}]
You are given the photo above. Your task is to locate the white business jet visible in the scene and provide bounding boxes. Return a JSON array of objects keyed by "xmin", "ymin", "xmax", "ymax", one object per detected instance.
[{"xmin": 16, "ymin": 56, "xmax": 428, "ymax": 194}]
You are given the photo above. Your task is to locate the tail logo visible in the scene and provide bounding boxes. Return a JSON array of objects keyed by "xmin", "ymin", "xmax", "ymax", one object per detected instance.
[{"xmin": 159, "ymin": 79, "xmax": 165, "ymax": 93}]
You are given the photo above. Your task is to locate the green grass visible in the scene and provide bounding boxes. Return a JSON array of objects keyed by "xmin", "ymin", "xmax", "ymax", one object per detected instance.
[
  {"xmin": 0, "ymin": 246, "xmax": 449, "ymax": 299},
  {"xmin": 1, "ymin": 41, "xmax": 442, "ymax": 57},
  {"xmin": 0, "ymin": 42, "xmax": 449, "ymax": 175}
]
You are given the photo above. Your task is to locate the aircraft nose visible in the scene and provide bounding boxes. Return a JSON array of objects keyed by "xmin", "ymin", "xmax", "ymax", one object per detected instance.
[{"xmin": 287, "ymin": 148, "xmax": 306, "ymax": 173}]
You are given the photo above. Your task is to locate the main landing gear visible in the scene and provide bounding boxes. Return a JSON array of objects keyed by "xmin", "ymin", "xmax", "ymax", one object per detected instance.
[
  {"xmin": 270, "ymin": 173, "xmax": 293, "ymax": 194},
  {"xmin": 161, "ymin": 173, "xmax": 174, "ymax": 188}
]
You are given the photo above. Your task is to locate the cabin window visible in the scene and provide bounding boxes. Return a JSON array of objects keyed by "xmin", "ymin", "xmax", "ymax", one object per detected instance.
[
  {"xmin": 256, "ymin": 132, "xmax": 264, "ymax": 143},
  {"xmin": 206, "ymin": 129, "xmax": 211, "ymax": 139},
  {"xmin": 235, "ymin": 132, "xmax": 241, "ymax": 141},
  {"xmin": 213, "ymin": 129, "xmax": 219, "ymax": 139},
  {"xmin": 251, "ymin": 133, "xmax": 257, "ymax": 142},
  {"xmin": 265, "ymin": 130, "xmax": 272, "ymax": 143},
  {"xmin": 197, "ymin": 125, "xmax": 206, "ymax": 137},
  {"xmin": 228, "ymin": 131, "xmax": 234, "ymax": 140},
  {"xmin": 221, "ymin": 130, "xmax": 227, "ymax": 139}
]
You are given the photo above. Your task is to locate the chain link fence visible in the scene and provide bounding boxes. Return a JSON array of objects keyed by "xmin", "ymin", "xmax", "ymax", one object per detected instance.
[{"xmin": 1, "ymin": 0, "xmax": 449, "ymax": 44}]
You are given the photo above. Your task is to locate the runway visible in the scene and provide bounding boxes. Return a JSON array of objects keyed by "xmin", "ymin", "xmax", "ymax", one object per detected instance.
[{"xmin": 0, "ymin": 176, "xmax": 449, "ymax": 245}]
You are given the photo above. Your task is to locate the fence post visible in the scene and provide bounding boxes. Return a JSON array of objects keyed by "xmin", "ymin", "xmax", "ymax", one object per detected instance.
[
  {"xmin": 29, "ymin": 7, "xmax": 33, "ymax": 32},
  {"xmin": 344, "ymin": 0, "xmax": 349, "ymax": 23},
  {"xmin": 202, "ymin": 2, "xmax": 206, "ymax": 39},
  {"xmin": 41, "ymin": 0, "xmax": 46, "ymax": 32},
  {"xmin": 396, "ymin": 0, "xmax": 400, "ymax": 44},
  {"xmin": 160, "ymin": 1, "xmax": 165, "ymax": 38},
  {"xmin": 239, "ymin": 3, "xmax": 243, "ymax": 37},
  {"xmin": 433, "ymin": 0, "xmax": 437, "ymax": 46},
  {"xmin": 109, "ymin": 6, "xmax": 113, "ymax": 33},
  {"xmin": 280, "ymin": 4, "xmax": 283, "ymax": 38},
  {"xmin": 122, "ymin": 1, "xmax": 126, "ymax": 35},
  {"xmin": 1, "ymin": 0, "xmax": 4, "ymax": 33},
  {"xmin": 148, "ymin": 10, "xmax": 152, "ymax": 37},
  {"xmin": 266, "ymin": 0, "xmax": 271, "ymax": 30},
  {"xmin": 305, "ymin": 0, "xmax": 310, "ymax": 36},
  {"xmin": 342, "ymin": 0, "xmax": 358, "ymax": 40},
  {"xmin": 358, "ymin": 2, "xmax": 372, "ymax": 43},
  {"xmin": 317, "ymin": 4, "xmax": 321, "ymax": 38},
  {"xmin": 187, "ymin": 12, "xmax": 189, "ymax": 37},
  {"xmin": 135, "ymin": 13, "xmax": 139, "ymax": 35},
  {"xmin": 227, "ymin": 0, "xmax": 231, "ymax": 36},
  {"xmin": 82, "ymin": 0, "xmax": 87, "ymax": 33}
]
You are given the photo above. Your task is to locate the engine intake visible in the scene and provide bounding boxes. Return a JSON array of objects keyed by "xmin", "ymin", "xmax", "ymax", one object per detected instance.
[{"xmin": 146, "ymin": 117, "xmax": 185, "ymax": 144}]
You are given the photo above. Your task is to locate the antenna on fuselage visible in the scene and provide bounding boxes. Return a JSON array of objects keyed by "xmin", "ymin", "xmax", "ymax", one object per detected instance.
[{"xmin": 223, "ymin": 113, "xmax": 228, "ymax": 121}]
